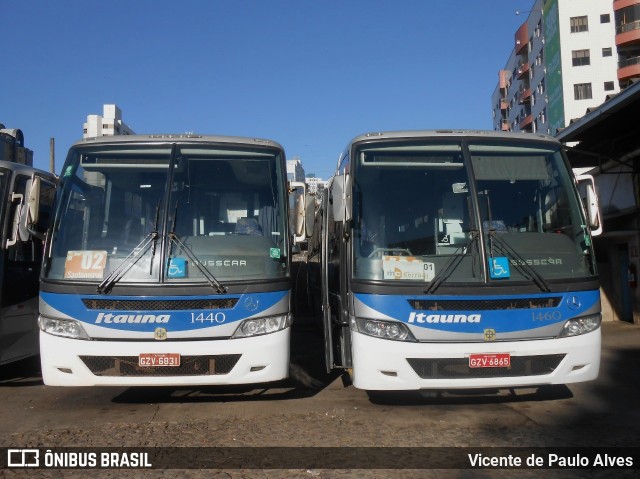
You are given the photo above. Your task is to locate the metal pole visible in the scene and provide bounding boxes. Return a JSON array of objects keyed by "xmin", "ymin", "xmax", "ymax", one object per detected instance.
[{"xmin": 49, "ymin": 137, "xmax": 55, "ymax": 174}]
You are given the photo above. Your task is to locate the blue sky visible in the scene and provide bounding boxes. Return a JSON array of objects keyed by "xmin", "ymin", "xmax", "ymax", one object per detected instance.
[{"xmin": 3, "ymin": 0, "xmax": 534, "ymax": 179}]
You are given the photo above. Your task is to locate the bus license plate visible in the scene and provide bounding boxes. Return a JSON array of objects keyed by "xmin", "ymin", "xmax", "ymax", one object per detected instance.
[
  {"xmin": 469, "ymin": 353, "xmax": 510, "ymax": 368},
  {"xmin": 138, "ymin": 353, "xmax": 181, "ymax": 367}
]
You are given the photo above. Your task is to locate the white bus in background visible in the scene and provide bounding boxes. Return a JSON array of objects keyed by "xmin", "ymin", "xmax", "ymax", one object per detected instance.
[
  {"xmin": 36, "ymin": 134, "xmax": 305, "ymax": 386},
  {"xmin": 0, "ymin": 160, "xmax": 56, "ymax": 365},
  {"xmin": 307, "ymin": 130, "xmax": 602, "ymax": 392}
]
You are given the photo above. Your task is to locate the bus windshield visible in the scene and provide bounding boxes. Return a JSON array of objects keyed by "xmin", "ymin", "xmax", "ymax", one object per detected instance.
[
  {"xmin": 45, "ymin": 143, "xmax": 288, "ymax": 285},
  {"xmin": 352, "ymin": 138, "xmax": 596, "ymax": 285}
]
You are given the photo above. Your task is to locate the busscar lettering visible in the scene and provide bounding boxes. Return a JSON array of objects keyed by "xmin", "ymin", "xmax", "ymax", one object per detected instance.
[
  {"xmin": 95, "ymin": 313, "xmax": 170, "ymax": 324},
  {"xmin": 510, "ymin": 257, "xmax": 562, "ymax": 267},
  {"xmin": 408, "ymin": 312, "xmax": 481, "ymax": 323},
  {"xmin": 193, "ymin": 260, "xmax": 247, "ymax": 267}
]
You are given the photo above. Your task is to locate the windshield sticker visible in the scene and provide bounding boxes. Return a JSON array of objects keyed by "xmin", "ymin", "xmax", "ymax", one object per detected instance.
[
  {"xmin": 489, "ymin": 257, "xmax": 510, "ymax": 279},
  {"xmin": 167, "ymin": 257, "xmax": 187, "ymax": 278},
  {"xmin": 383, "ymin": 256, "xmax": 435, "ymax": 281},
  {"xmin": 270, "ymin": 248, "xmax": 281, "ymax": 259},
  {"xmin": 64, "ymin": 251, "xmax": 108, "ymax": 279}
]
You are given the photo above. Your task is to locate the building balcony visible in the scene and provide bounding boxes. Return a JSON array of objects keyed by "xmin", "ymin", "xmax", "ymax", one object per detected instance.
[
  {"xmin": 515, "ymin": 23, "xmax": 529, "ymax": 55},
  {"xmin": 614, "ymin": 0, "xmax": 640, "ymax": 11},
  {"xmin": 517, "ymin": 63, "xmax": 530, "ymax": 80},
  {"xmin": 616, "ymin": 20, "xmax": 640, "ymax": 47},
  {"xmin": 614, "ymin": 0, "xmax": 640, "ymax": 45},
  {"xmin": 519, "ymin": 114, "xmax": 533, "ymax": 131},
  {"xmin": 618, "ymin": 55, "xmax": 640, "ymax": 82},
  {"xmin": 518, "ymin": 88, "xmax": 532, "ymax": 104},
  {"xmin": 499, "ymin": 70, "xmax": 511, "ymax": 89},
  {"xmin": 501, "ymin": 120, "xmax": 510, "ymax": 131}
]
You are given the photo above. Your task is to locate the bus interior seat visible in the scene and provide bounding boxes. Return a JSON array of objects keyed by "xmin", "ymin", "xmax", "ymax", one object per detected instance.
[
  {"xmin": 235, "ymin": 217, "xmax": 263, "ymax": 236},
  {"xmin": 438, "ymin": 192, "xmax": 466, "ymax": 245}
]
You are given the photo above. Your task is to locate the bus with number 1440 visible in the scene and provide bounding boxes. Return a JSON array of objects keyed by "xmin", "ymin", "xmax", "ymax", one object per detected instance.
[{"xmin": 36, "ymin": 134, "xmax": 305, "ymax": 386}]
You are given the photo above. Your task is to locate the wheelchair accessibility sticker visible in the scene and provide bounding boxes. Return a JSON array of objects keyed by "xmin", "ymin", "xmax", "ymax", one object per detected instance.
[
  {"xmin": 167, "ymin": 257, "xmax": 187, "ymax": 278},
  {"xmin": 488, "ymin": 256, "xmax": 510, "ymax": 279}
]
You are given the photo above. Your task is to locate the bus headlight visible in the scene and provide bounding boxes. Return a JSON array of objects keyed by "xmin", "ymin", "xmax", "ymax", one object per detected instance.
[
  {"xmin": 558, "ymin": 314, "xmax": 601, "ymax": 338},
  {"xmin": 38, "ymin": 316, "xmax": 90, "ymax": 340},
  {"xmin": 354, "ymin": 318, "xmax": 416, "ymax": 342},
  {"xmin": 231, "ymin": 314, "xmax": 292, "ymax": 338}
]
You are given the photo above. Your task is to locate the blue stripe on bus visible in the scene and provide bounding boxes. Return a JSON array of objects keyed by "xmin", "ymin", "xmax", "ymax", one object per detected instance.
[
  {"xmin": 354, "ymin": 290, "xmax": 600, "ymax": 334},
  {"xmin": 40, "ymin": 291, "xmax": 288, "ymax": 332}
]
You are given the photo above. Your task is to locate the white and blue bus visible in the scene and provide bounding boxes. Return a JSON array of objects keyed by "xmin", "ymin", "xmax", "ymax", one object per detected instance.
[
  {"xmin": 37, "ymin": 134, "xmax": 305, "ymax": 386},
  {"xmin": 307, "ymin": 130, "xmax": 602, "ymax": 391}
]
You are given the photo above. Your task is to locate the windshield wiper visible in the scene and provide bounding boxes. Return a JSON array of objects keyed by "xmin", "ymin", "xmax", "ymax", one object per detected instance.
[
  {"xmin": 488, "ymin": 230, "xmax": 551, "ymax": 292},
  {"xmin": 97, "ymin": 232, "xmax": 158, "ymax": 294},
  {"xmin": 425, "ymin": 230, "xmax": 480, "ymax": 294},
  {"xmin": 148, "ymin": 202, "xmax": 161, "ymax": 275},
  {"xmin": 167, "ymin": 202, "xmax": 227, "ymax": 294}
]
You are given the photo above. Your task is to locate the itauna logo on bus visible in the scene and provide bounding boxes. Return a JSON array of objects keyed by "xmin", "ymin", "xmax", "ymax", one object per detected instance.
[
  {"xmin": 95, "ymin": 313, "xmax": 170, "ymax": 324},
  {"xmin": 408, "ymin": 312, "xmax": 481, "ymax": 324}
]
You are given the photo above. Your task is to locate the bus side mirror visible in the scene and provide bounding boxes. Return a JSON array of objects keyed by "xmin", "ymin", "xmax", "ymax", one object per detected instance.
[
  {"xmin": 289, "ymin": 181, "xmax": 306, "ymax": 243},
  {"xmin": 6, "ymin": 193, "xmax": 23, "ymax": 248},
  {"xmin": 576, "ymin": 174, "xmax": 602, "ymax": 237},
  {"xmin": 19, "ymin": 175, "xmax": 45, "ymax": 241},
  {"xmin": 331, "ymin": 173, "xmax": 352, "ymax": 222},
  {"xmin": 305, "ymin": 194, "xmax": 315, "ymax": 238}
]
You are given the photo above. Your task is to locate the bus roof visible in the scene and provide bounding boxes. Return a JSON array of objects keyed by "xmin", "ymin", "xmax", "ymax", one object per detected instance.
[
  {"xmin": 348, "ymin": 130, "xmax": 559, "ymax": 145},
  {"xmin": 0, "ymin": 160, "xmax": 57, "ymax": 180},
  {"xmin": 72, "ymin": 134, "xmax": 285, "ymax": 151}
]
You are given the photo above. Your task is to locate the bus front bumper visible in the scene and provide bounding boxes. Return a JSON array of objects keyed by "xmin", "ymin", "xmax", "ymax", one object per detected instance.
[
  {"xmin": 350, "ymin": 328, "xmax": 601, "ymax": 391},
  {"xmin": 39, "ymin": 328, "xmax": 291, "ymax": 387}
]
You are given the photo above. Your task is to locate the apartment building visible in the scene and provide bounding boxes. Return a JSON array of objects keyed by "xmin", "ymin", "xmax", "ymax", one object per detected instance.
[
  {"xmin": 83, "ymin": 104, "xmax": 135, "ymax": 138},
  {"xmin": 305, "ymin": 176, "xmax": 328, "ymax": 196},
  {"xmin": 493, "ymin": 0, "xmax": 620, "ymax": 135},
  {"xmin": 286, "ymin": 157, "xmax": 305, "ymax": 183},
  {"xmin": 615, "ymin": 0, "xmax": 640, "ymax": 88}
]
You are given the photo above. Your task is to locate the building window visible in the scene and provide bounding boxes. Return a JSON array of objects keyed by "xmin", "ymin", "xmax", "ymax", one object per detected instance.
[
  {"xmin": 574, "ymin": 83, "xmax": 593, "ymax": 100},
  {"xmin": 604, "ymin": 81, "xmax": 615, "ymax": 91},
  {"xmin": 570, "ymin": 16, "xmax": 589, "ymax": 33},
  {"xmin": 600, "ymin": 14, "xmax": 610, "ymax": 24},
  {"xmin": 572, "ymin": 49, "xmax": 591, "ymax": 66},
  {"xmin": 537, "ymin": 108, "xmax": 546, "ymax": 125},
  {"xmin": 602, "ymin": 47, "xmax": 612, "ymax": 57},
  {"xmin": 537, "ymin": 78, "xmax": 545, "ymax": 95}
]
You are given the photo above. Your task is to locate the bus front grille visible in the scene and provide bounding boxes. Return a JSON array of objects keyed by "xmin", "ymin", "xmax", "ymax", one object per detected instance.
[
  {"xmin": 82, "ymin": 298, "xmax": 238, "ymax": 311},
  {"xmin": 407, "ymin": 297, "xmax": 562, "ymax": 311},
  {"xmin": 406, "ymin": 354, "xmax": 565, "ymax": 379},
  {"xmin": 79, "ymin": 354, "xmax": 241, "ymax": 377}
]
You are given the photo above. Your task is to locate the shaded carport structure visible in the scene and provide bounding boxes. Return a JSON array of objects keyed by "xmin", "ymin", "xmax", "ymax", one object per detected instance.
[{"xmin": 557, "ymin": 80, "xmax": 640, "ymax": 324}]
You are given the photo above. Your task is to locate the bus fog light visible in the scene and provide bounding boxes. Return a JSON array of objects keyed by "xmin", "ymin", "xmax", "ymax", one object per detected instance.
[
  {"xmin": 558, "ymin": 314, "xmax": 601, "ymax": 338},
  {"xmin": 38, "ymin": 316, "xmax": 90, "ymax": 340},
  {"xmin": 355, "ymin": 318, "xmax": 415, "ymax": 342},
  {"xmin": 232, "ymin": 314, "xmax": 292, "ymax": 338}
]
